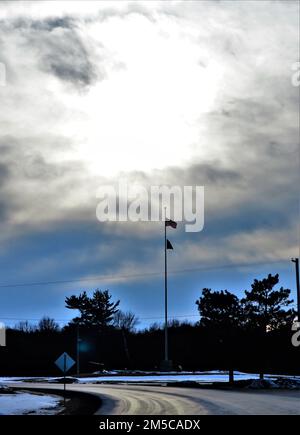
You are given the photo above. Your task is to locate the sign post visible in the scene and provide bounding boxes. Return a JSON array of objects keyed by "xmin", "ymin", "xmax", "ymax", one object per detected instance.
[{"xmin": 55, "ymin": 352, "xmax": 75, "ymax": 406}]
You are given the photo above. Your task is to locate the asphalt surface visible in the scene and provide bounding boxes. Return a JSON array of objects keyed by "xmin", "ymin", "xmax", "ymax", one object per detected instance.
[{"xmin": 12, "ymin": 382, "xmax": 300, "ymax": 415}]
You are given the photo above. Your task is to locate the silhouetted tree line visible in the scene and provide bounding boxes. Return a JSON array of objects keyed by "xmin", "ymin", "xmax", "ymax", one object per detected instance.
[{"xmin": 0, "ymin": 274, "xmax": 298, "ymax": 376}]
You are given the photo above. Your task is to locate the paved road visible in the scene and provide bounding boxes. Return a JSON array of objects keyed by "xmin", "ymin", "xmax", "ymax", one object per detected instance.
[{"xmin": 12, "ymin": 382, "xmax": 300, "ymax": 415}]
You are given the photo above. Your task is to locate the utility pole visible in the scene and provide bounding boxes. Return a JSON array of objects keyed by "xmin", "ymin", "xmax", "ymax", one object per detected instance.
[
  {"xmin": 292, "ymin": 258, "xmax": 300, "ymax": 320},
  {"xmin": 63, "ymin": 353, "xmax": 66, "ymax": 406},
  {"xmin": 76, "ymin": 325, "xmax": 80, "ymax": 376},
  {"xmin": 164, "ymin": 211, "xmax": 168, "ymax": 363},
  {"xmin": 161, "ymin": 209, "xmax": 176, "ymax": 371}
]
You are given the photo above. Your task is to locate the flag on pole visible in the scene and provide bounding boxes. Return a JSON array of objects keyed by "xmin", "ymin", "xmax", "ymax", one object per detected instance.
[
  {"xmin": 166, "ymin": 239, "xmax": 173, "ymax": 250},
  {"xmin": 165, "ymin": 219, "xmax": 177, "ymax": 229}
]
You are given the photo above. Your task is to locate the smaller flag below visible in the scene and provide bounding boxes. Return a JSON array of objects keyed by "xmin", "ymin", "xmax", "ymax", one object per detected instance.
[
  {"xmin": 165, "ymin": 219, "xmax": 177, "ymax": 229},
  {"xmin": 166, "ymin": 239, "xmax": 173, "ymax": 250}
]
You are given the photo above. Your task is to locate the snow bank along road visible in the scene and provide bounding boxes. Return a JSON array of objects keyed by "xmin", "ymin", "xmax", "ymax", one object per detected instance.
[
  {"xmin": 0, "ymin": 391, "xmax": 60, "ymax": 415},
  {"xmin": 11, "ymin": 382, "xmax": 300, "ymax": 415}
]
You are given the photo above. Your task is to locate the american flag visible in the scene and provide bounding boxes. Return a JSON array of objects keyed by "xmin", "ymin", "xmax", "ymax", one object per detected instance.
[{"xmin": 165, "ymin": 219, "xmax": 177, "ymax": 229}]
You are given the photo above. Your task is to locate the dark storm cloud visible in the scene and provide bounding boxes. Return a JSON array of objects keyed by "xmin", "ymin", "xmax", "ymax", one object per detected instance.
[
  {"xmin": 0, "ymin": 15, "xmax": 99, "ymax": 88},
  {"xmin": 31, "ymin": 26, "xmax": 98, "ymax": 87},
  {"xmin": 39, "ymin": 30, "xmax": 99, "ymax": 87},
  {"xmin": 3, "ymin": 16, "xmax": 74, "ymax": 31},
  {"xmin": 0, "ymin": 2, "xmax": 159, "ymax": 88}
]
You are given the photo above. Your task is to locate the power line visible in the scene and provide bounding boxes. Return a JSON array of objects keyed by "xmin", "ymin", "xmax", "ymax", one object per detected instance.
[
  {"xmin": 0, "ymin": 314, "xmax": 199, "ymax": 323},
  {"xmin": 0, "ymin": 258, "xmax": 295, "ymax": 326},
  {"xmin": 0, "ymin": 258, "xmax": 290, "ymax": 289},
  {"xmin": 0, "ymin": 303, "xmax": 297, "ymax": 325},
  {"xmin": 0, "ymin": 314, "xmax": 201, "ymax": 327}
]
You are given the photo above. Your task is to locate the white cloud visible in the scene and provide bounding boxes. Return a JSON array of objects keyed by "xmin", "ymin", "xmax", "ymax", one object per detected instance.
[{"xmin": 0, "ymin": 0, "xmax": 298, "ymax": 271}]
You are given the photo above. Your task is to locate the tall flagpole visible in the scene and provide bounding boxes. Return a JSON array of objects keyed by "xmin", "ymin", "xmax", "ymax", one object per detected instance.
[{"xmin": 164, "ymin": 207, "xmax": 168, "ymax": 362}]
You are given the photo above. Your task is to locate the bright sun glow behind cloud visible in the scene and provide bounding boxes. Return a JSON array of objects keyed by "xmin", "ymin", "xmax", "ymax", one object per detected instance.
[
  {"xmin": 0, "ymin": 1, "xmax": 298, "ymax": 322},
  {"xmin": 60, "ymin": 14, "xmax": 222, "ymax": 176}
]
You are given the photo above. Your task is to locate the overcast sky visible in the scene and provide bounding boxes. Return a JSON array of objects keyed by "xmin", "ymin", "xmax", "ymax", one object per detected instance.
[{"xmin": 0, "ymin": 1, "xmax": 299, "ymax": 328}]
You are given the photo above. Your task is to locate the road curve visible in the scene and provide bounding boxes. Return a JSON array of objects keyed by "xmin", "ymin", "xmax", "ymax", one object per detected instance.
[{"xmin": 12, "ymin": 382, "xmax": 300, "ymax": 415}]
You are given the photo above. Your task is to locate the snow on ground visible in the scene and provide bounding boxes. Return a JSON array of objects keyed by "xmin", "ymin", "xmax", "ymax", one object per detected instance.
[
  {"xmin": 0, "ymin": 384, "xmax": 11, "ymax": 390},
  {"xmin": 1, "ymin": 371, "xmax": 300, "ymax": 385},
  {"xmin": 0, "ymin": 371, "xmax": 260, "ymax": 384},
  {"xmin": 76, "ymin": 371, "xmax": 261, "ymax": 383},
  {"xmin": 0, "ymin": 377, "xmax": 54, "ymax": 384},
  {"xmin": 0, "ymin": 392, "xmax": 60, "ymax": 415}
]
